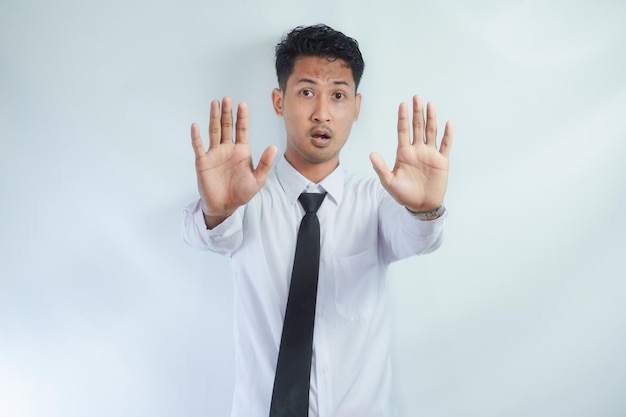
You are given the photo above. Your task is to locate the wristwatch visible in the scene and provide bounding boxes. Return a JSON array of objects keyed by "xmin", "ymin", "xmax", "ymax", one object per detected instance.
[{"xmin": 407, "ymin": 204, "xmax": 445, "ymax": 221}]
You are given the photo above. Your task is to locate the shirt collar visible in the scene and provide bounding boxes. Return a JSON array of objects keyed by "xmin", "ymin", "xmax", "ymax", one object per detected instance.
[{"xmin": 276, "ymin": 155, "xmax": 345, "ymax": 206}]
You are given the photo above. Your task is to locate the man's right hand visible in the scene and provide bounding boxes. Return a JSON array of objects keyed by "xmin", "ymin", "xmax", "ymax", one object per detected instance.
[{"xmin": 191, "ymin": 97, "xmax": 277, "ymax": 229}]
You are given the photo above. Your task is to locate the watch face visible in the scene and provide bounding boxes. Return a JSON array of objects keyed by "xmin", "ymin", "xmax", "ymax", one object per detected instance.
[
  {"xmin": 407, "ymin": 205, "xmax": 444, "ymax": 220},
  {"xmin": 424, "ymin": 205, "xmax": 444, "ymax": 220}
]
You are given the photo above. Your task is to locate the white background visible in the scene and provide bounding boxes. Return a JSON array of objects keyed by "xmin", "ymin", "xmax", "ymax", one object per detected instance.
[{"xmin": 1, "ymin": 0, "xmax": 625, "ymax": 416}]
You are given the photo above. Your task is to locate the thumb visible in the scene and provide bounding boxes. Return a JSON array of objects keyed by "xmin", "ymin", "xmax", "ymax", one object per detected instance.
[
  {"xmin": 253, "ymin": 145, "xmax": 278, "ymax": 184},
  {"xmin": 369, "ymin": 152, "xmax": 393, "ymax": 187}
]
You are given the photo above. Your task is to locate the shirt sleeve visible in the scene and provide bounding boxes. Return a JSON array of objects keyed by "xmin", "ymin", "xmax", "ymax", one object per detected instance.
[
  {"xmin": 182, "ymin": 199, "xmax": 244, "ymax": 256},
  {"xmin": 377, "ymin": 189, "xmax": 447, "ymax": 263}
]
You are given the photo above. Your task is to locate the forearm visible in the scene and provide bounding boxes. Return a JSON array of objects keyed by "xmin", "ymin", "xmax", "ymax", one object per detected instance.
[{"xmin": 379, "ymin": 193, "xmax": 447, "ymax": 262}]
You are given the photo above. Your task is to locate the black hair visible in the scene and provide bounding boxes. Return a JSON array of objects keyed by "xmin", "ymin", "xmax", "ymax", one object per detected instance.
[{"xmin": 275, "ymin": 24, "xmax": 365, "ymax": 91}]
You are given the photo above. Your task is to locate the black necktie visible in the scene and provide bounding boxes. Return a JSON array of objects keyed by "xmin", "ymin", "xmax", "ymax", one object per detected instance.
[{"xmin": 269, "ymin": 192, "xmax": 326, "ymax": 417}]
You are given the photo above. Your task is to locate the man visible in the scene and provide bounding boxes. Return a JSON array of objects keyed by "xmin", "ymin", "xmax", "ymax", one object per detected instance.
[{"xmin": 183, "ymin": 24, "xmax": 453, "ymax": 417}]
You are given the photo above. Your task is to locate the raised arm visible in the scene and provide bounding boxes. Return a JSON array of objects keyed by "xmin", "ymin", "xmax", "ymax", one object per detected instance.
[
  {"xmin": 369, "ymin": 94, "xmax": 453, "ymax": 216},
  {"xmin": 191, "ymin": 97, "xmax": 277, "ymax": 228}
]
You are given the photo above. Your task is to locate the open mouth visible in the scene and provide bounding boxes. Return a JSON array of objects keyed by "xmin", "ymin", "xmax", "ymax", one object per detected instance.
[
  {"xmin": 311, "ymin": 129, "xmax": 331, "ymax": 140},
  {"xmin": 312, "ymin": 133, "xmax": 330, "ymax": 140}
]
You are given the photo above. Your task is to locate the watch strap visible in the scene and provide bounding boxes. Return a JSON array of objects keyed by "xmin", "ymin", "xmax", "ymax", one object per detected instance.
[{"xmin": 407, "ymin": 204, "xmax": 445, "ymax": 221}]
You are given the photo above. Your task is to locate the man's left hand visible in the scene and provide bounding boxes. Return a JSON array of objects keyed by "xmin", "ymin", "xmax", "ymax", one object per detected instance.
[{"xmin": 370, "ymin": 94, "xmax": 453, "ymax": 213}]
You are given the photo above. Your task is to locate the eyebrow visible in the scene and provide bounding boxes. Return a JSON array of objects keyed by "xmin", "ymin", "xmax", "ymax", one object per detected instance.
[{"xmin": 296, "ymin": 78, "xmax": 351, "ymax": 87}]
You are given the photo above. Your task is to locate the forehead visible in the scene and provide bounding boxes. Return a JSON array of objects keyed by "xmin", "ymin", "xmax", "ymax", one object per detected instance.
[{"xmin": 288, "ymin": 56, "xmax": 355, "ymax": 87}]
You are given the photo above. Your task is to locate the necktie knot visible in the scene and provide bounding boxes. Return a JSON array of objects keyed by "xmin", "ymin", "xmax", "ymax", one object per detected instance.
[{"xmin": 298, "ymin": 192, "xmax": 326, "ymax": 214}]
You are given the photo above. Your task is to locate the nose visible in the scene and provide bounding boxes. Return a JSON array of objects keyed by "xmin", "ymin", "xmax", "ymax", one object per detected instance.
[{"xmin": 312, "ymin": 98, "xmax": 331, "ymax": 123}]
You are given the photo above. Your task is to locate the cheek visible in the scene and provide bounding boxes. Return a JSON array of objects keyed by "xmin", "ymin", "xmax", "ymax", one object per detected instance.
[
  {"xmin": 282, "ymin": 112, "xmax": 298, "ymax": 129},
  {"xmin": 338, "ymin": 112, "xmax": 357, "ymax": 130},
  {"xmin": 337, "ymin": 104, "xmax": 357, "ymax": 120},
  {"xmin": 283, "ymin": 113, "xmax": 308, "ymax": 140},
  {"xmin": 284, "ymin": 106, "xmax": 306, "ymax": 122}
]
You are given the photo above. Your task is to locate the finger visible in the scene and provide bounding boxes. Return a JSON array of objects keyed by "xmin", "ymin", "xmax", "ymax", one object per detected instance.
[
  {"xmin": 253, "ymin": 145, "xmax": 278, "ymax": 185},
  {"xmin": 369, "ymin": 152, "xmax": 393, "ymax": 188},
  {"xmin": 208, "ymin": 100, "xmax": 221, "ymax": 148},
  {"xmin": 191, "ymin": 123, "xmax": 206, "ymax": 158},
  {"xmin": 235, "ymin": 102, "xmax": 249, "ymax": 145},
  {"xmin": 412, "ymin": 95, "xmax": 425, "ymax": 146},
  {"xmin": 397, "ymin": 102, "xmax": 410, "ymax": 148},
  {"xmin": 221, "ymin": 97, "xmax": 233, "ymax": 144},
  {"xmin": 425, "ymin": 102, "xmax": 438, "ymax": 147},
  {"xmin": 439, "ymin": 121, "xmax": 454, "ymax": 158}
]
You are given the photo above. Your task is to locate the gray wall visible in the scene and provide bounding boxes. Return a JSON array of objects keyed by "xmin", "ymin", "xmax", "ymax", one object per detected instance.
[{"xmin": 1, "ymin": 0, "xmax": 625, "ymax": 416}]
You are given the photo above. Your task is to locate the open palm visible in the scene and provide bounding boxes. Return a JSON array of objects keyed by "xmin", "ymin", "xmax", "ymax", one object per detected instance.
[
  {"xmin": 370, "ymin": 95, "xmax": 453, "ymax": 213},
  {"xmin": 191, "ymin": 97, "xmax": 277, "ymax": 227}
]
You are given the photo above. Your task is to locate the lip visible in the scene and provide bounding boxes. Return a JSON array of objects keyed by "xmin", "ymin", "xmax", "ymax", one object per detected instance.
[{"xmin": 309, "ymin": 127, "xmax": 332, "ymax": 148}]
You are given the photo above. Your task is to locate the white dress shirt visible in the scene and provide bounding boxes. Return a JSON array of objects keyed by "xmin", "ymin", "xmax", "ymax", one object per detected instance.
[{"xmin": 183, "ymin": 156, "xmax": 446, "ymax": 417}]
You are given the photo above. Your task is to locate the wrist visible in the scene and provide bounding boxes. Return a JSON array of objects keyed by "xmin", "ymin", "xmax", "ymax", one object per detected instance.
[
  {"xmin": 200, "ymin": 202, "xmax": 235, "ymax": 229},
  {"xmin": 406, "ymin": 204, "xmax": 445, "ymax": 221},
  {"xmin": 202, "ymin": 211, "xmax": 234, "ymax": 229}
]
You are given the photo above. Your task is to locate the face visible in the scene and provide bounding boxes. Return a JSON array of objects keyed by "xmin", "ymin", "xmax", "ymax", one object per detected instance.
[{"xmin": 272, "ymin": 56, "xmax": 362, "ymax": 181}]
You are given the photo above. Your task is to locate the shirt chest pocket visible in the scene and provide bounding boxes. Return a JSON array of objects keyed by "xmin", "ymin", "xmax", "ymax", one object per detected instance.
[{"xmin": 332, "ymin": 248, "xmax": 381, "ymax": 321}]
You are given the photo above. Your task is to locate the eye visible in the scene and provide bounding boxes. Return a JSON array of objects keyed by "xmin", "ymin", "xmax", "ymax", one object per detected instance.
[
  {"xmin": 333, "ymin": 92, "xmax": 345, "ymax": 100},
  {"xmin": 300, "ymin": 89, "xmax": 313, "ymax": 97}
]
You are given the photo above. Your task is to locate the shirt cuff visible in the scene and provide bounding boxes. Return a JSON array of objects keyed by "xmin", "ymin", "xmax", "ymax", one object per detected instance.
[
  {"xmin": 403, "ymin": 206, "xmax": 447, "ymax": 240},
  {"xmin": 182, "ymin": 199, "xmax": 243, "ymax": 253}
]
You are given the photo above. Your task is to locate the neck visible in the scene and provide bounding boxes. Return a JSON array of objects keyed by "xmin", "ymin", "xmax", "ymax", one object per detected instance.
[{"xmin": 284, "ymin": 154, "xmax": 338, "ymax": 184}]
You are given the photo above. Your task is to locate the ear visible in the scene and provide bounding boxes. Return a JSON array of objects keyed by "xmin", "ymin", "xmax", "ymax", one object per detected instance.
[
  {"xmin": 271, "ymin": 88, "xmax": 283, "ymax": 116},
  {"xmin": 354, "ymin": 93, "xmax": 362, "ymax": 121}
]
